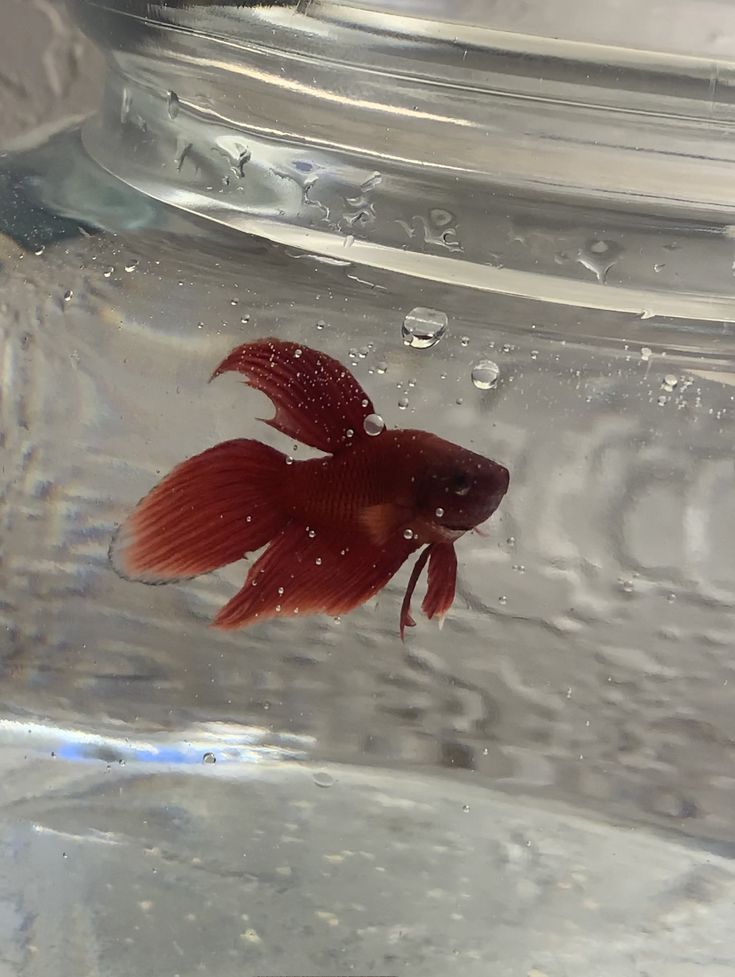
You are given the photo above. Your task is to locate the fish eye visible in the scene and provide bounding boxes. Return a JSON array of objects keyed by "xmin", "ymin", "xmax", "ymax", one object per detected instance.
[{"xmin": 451, "ymin": 472, "xmax": 471, "ymax": 496}]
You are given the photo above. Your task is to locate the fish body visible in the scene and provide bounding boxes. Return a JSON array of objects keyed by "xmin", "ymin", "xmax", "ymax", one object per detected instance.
[{"xmin": 111, "ymin": 339, "xmax": 509, "ymax": 637}]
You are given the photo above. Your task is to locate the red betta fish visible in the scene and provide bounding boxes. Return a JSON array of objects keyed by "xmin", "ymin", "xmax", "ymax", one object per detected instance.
[{"xmin": 111, "ymin": 339, "xmax": 509, "ymax": 638}]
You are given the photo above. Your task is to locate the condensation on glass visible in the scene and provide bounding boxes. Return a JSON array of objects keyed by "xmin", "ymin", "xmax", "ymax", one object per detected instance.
[{"xmin": 0, "ymin": 1, "xmax": 734, "ymax": 974}]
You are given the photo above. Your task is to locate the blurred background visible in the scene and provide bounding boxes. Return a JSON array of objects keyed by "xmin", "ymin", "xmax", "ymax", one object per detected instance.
[{"xmin": 1, "ymin": 0, "xmax": 102, "ymax": 143}]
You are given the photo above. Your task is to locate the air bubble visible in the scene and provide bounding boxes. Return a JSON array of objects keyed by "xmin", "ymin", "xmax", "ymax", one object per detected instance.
[
  {"xmin": 460, "ymin": 336, "xmax": 470, "ymax": 347},
  {"xmin": 313, "ymin": 771, "xmax": 335, "ymax": 788},
  {"xmin": 307, "ymin": 529, "xmax": 316, "ymax": 538},
  {"xmin": 471, "ymin": 360, "xmax": 500, "ymax": 390},
  {"xmin": 435, "ymin": 507, "xmax": 444, "ymax": 518},
  {"xmin": 294, "ymin": 348, "xmax": 303, "ymax": 358},
  {"xmin": 661, "ymin": 374, "xmax": 678, "ymax": 392},
  {"xmin": 376, "ymin": 361, "xmax": 388, "ymax": 374},
  {"xmin": 103, "ymin": 266, "xmax": 114, "ymax": 278},
  {"xmin": 33, "ymin": 245, "xmax": 45, "ymax": 256},
  {"xmin": 401, "ymin": 307, "xmax": 448, "ymax": 349},
  {"xmin": 640, "ymin": 347, "xmax": 653, "ymax": 362},
  {"xmin": 403, "ymin": 528, "xmax": 414, "ymax": 540},
  {"xmin": 63, "ymin": 289, "xmax": 73, "ymax": 302},
  {"xmin": 398, "ymin": 397, "xmax": 409, "ymax": 410},
  {"xmin": 202, "ymin": 752, "xmax": 216, "ymax": 764},
  {"xmin": 315, "ymin": 557, "xmax": 322, "ymax": 566},
  {"xmin": 363, "ymin": 413, "xmax": 385, "ymax": 436},
  {"xmin": 124, "ymin": 259, "xmax": 139, "ymax": 273}
]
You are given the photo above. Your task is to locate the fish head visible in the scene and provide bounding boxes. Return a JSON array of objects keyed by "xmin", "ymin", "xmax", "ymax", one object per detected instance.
[{"xmin": 414, "ymin": 442, "xmax": 510, "ymax": 533}]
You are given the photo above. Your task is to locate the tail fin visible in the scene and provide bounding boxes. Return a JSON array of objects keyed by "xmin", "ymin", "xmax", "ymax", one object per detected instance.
[{"xmin": 110, "ymin": 439, "xmax": 288, "ymax": 584}]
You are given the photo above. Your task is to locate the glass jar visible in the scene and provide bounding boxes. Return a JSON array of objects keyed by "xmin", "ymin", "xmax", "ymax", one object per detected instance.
[{"xmin": 1, "ymin": 1, "xmax": 734, "ymax": 974}]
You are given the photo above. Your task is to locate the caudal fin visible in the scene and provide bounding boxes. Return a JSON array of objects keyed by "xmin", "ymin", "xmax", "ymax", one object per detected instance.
[{"xmin": 110, "ymin": 439, "xmax": 288, "ymax": 584}]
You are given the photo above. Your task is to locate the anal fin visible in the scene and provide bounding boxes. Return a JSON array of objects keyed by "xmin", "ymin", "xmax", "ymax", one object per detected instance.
[{"xmin": 213, "ymin": 524, "xmax": 418, "ymax": 630}]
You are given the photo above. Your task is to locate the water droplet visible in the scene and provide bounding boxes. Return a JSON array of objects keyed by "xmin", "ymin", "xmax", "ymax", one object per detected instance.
[
  {"xmin": 34, "ymin": 244, "xmax": 45, "ymax": 256},
  {"xmin": 294, "ymin": 348, "xmax": 303, "ymax": 358},
  {"xmin": 345, "ymin": 428, "xmax": 354, "ymax": 439},
  {"xmin": 316, "ymin": 319, "xmax": 326, "ymax": 330},
  {"xmin": 403, "ymin": 528, "xmax": 414, "ymax": 540},
  {"xmin": 398, "ymin": 397, "xmax": 409, "ymax": 410},
  {"xmin": 654, "ymin": 262, "xmax": 666, "ymax": 273},
  {"xmin": 430, "ymin": 208, "xmax": 454, "ymax": 228},
  {"xmin": 277, "ymin": 586, "xmax": 285, "ymax": 596},
  {"xmin": 401, "ymin": 307, "xmax": 448, "ymax": 349},
  {"xmin": 63, "ymin": 289, "xmax": 73, "ymax": 302},
  {"xmin": 376, "ymin": 360, "xmax": 388, "ymax": 374},
  {"xmin": 460, "ymin": 335, "xmax": 470, "ymax": 347},
  {"xmin": 435, "ymin": 507, "xmax": 444, "ymax": 518},
  {"xmin": 662, "ymin": 374, "xmax": 678, "ymax": 392},
  {"xmin": 506, "ymin": 536, "xmax": 516, "ymax": 547},
  {"xmin": 667, "ymin": 593, "xmax": 677, "ymax": 603},
  {"xmin": 174, "ymin": 138, "xmax": 193, "ymax": 171},
  {"xmin": 530, "ymin": 350, "xmax": 538, "ymax": 360},
  {"xmin": 462, "ymin": 804, "xmax": 471, "ymax": 813},
  {"xmin": 657, "ymin": 394, "xmax": 668, "ymax": 407},
  {"xmin": 640, "ymin": 347, "xmax": 653, "ymax": 362},
  {"xmin": 471, "ymin": 360, "xmax": 500, "ymax": 390},
  {"xmin": 202, "ymin": 752, "xmax": 216, "ymax": 764},
  {"xmin": 103, "ymin": 266, "xmax": 114, "ymax": 278},
  {"xmin": 512, "ymin": 564, "xmax": 525, "ymax": 573},
  {"xmin": 240, "ymin": 315, "xmax": 250, "ymax": 325},
  {"xmin": 167, "ymin": 90, "xmax": 180, "ymax": 119},
  {"xmin": 313, "ymin": 771, "xmax": 335, "ymax": 788},
  {"xmin": 315, "ymin": 557, "xmax": 322, "ymax": 566},
  {"xmin": 124, "ymin": 258, "xmax": 139, "ymax": 273},
  {"xmin": 621, "ymin": 579, "xmax": 634, "ymax": 593},
  {"xmin": 307, "ymin": 529, "xmax": 316, "ymax": 538},
  {"xmin": 455, "ymin": 397, "xmax": 464, "ymax": 405},
  {"xmin": 576, "ymin": 239, "xmax": 622, "ymax": 283},
  {"xmin": 363, "ymin": 413, "xmax": 385, "ymax": 436},
  {"xmin": 285, "ymin": 456, "xmax": 294, "ymax": 465},
  {"xmin": 498, "ymin": 595, "xmax": 507, "ymax": 605}
]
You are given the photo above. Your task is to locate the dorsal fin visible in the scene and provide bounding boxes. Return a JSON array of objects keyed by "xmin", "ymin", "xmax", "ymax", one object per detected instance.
[{"xmin": 211, "ymin": 339, "xmax": 375, "ymax": 454}]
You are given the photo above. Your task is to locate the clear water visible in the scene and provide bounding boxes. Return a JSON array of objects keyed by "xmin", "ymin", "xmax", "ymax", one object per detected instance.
[{"xmin": 1, "ymin": 1, "xmax": 735, "ymax": 974}]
